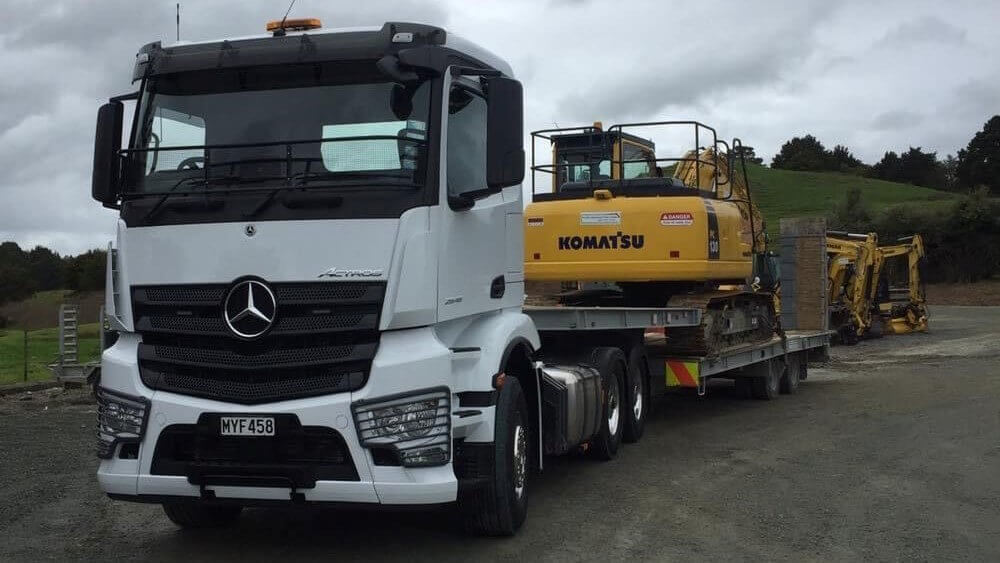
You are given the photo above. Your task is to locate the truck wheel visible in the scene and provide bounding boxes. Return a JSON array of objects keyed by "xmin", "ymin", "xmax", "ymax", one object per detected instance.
[
  {"xmin": 779, "ymin": 356, "xmax": 799, "ymax": 394},
  {"xmin": 162, "ymin": 502, "xmax": 242, "ymax": 528},
  {"xmin": 460, "ymin": 377, "xmax": 529, "ymax": 536},
  {"xmin": 622, "ymin": 345, "xmax": 648, "ymax": 443},
  {"xmin": 750, "ymin": 359, "xmax": 779, "ymax": 400},
  {"xmin": 590, "ymin": 347, "xmax": 625, "ymax": 460}
]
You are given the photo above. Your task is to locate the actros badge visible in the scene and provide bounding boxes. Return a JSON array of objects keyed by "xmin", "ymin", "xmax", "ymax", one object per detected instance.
[
  {"xmin": 318, "ymin": 267, "xmax": 384, "ymax": 278},
  {"xmin": 223, "ymin": 279, "xmax": 276, "ymax": 338}
]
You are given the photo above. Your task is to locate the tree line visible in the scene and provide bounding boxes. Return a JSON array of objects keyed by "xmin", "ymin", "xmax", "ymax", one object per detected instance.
[
  {"xmin": 0, "ymin": 242, "xmax": 106, "ymax": 307},
  {"xmin": 829, "ymin": 186, "xmax": 999, "ymax": 283},
  {"xmin": 767, "ymin": 115, "xmax": 1000, "ymax": 194}
]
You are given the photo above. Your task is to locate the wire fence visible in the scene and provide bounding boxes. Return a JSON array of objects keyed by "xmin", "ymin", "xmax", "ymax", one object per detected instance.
[{"xmin": 0, "ymin": 309, "xmax": 103, "ymax": 386}]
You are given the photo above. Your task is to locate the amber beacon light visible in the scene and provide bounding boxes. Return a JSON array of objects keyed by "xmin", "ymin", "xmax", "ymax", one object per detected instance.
[{"xmin": 266, "ymin": 18, "xmax": 322, "ymax": 33}]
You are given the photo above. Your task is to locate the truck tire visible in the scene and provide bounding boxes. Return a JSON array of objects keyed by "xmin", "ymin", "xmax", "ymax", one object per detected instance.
[
  {"xmin": 750, "ymin": 359, "xmax": 779, "ymax": 400},
  {"xmin": 779, "ymin": 356, "xmax": 799, "ymax": 394},
  {"xmin": 460, "ymin": 377, "xmax": 530, "ymax": 536},
  {"xmin": 622, "ymin": 345, "xmax": 649, "ymax": 443},
  {"xmin": 162, "ymin": 502, "xmax": 242, "ymax": 528},
  {"xmin": 589, "ymin": 347, "xmax": 625, "ymax": 460}
]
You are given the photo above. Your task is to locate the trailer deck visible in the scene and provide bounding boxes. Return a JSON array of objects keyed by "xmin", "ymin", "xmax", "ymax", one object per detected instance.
[{"xmin": 524, "ymin": 305, "xmax": 702, "ymax": 331}]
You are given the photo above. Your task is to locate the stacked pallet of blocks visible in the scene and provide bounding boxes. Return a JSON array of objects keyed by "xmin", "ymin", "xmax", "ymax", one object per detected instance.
[{"xmin": 779, "ymin": 217, "xmax": 828, "ymax": 331}]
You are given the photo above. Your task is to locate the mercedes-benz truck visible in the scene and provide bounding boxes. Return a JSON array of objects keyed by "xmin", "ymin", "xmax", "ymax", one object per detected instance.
[{"xmin": 92, "ymin": 19, "xmax": 829, "ymax": 536}]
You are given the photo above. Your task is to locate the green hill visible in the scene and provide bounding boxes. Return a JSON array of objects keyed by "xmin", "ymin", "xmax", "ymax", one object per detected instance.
[{"xmin": 744, "ymin": 164, "xmax": 959, "ymax": 239}]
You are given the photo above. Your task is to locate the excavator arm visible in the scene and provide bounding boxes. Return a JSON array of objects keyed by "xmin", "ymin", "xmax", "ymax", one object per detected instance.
[
  {"xmin": 826, "ymin": 232, "xmax": 880, "ymax": 342},
  {"xmin": 874, "ymin": 234, "xmax": 928, "ymax": 333}
]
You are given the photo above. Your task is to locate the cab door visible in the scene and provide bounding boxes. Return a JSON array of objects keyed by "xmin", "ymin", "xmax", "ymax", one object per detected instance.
[{"xmin": 437, "ymin": 74, "xmax": 521, "ymax": 322}]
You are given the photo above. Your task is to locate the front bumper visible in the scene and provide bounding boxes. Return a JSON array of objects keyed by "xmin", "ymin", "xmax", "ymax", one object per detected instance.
[{"xmin": 97, "ymin": 327, "xmax": 491, "ymax": 506}]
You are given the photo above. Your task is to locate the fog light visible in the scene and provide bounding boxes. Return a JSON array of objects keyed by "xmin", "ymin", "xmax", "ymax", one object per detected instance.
[
  {"xmin": 352, "ymin": 388, "xmax": 450, "ymax": 467},
  {"xmin": 96, "ymin": 387, "xmax": 150, "ymax": 459}
]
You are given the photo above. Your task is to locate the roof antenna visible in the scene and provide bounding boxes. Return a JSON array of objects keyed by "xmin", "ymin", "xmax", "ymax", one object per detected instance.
[
  {"xmin": 273, "ymin": 0, "xmax": 297, "ymax": 37},
  {"xmin": 175, "ymin": 3, "xmax": 180, "ymax": 41}
]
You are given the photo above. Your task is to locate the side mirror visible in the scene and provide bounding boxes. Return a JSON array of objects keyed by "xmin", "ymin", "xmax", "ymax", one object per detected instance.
[
  {"xmin": 92, "ymin": 102, "xmax": 123, "ymax": 209},
  {"xmin": 485, "ymin": 76, "xmax": 524, "ymax": 189}
]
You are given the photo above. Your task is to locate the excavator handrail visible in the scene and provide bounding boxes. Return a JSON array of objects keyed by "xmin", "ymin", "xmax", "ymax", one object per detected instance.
[{"xmin": 607, "ymin": 121, "xmax": 720, "ymax": 190}]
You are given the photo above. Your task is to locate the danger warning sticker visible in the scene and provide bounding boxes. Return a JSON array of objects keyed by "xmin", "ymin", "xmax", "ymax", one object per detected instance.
[
  {"xmin": 660, "ymin": 212, "xmax": 694, "ymax": 226},
  {"xmin": 527, "ymin": 217, "xmax": 544, "ymax": 227}
]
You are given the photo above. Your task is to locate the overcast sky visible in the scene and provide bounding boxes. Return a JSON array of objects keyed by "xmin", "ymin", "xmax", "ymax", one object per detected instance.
[{"xmin": 1, "ymin": 0, "xmax": 997, "ymax": 255}]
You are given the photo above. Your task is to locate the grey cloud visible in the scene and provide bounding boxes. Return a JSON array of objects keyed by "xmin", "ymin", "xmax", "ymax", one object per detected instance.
[
  {"xmin": 952, "ymin": 77, "xmax": 1000, "ymax": 118},
  {"xmin": 872, "ymin": 110, "xmax": 923, "ymax": 130},
  {"xmin": 555, "ymin": 3, "xmax": 838, "ymax": 123},
  {"xmin": 875, "ymin": 16, "xmax": 967, "ymax": 48}
]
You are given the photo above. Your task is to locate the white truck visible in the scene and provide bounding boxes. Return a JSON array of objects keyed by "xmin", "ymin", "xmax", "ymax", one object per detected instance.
[{"xmin": 92, "ymin": 20, "xmax": 829, "ymax": 536}]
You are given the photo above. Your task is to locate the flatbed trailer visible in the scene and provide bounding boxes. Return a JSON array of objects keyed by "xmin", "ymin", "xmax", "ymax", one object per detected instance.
[{"xmin": 524, "ymin": 304, "xmax": 833, "ymax": 440}]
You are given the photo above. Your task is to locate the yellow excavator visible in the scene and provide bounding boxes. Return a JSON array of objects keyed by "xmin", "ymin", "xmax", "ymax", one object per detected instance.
[
  {"xmin": 874, "ymin": 235, "xmax": 929, "ymax": 333},
  {"xmin": 826, "ymin": 232, "xmax": 882, "ymax": 344},
  {"xmin": 524, "ymin": 121, "xmax": 776, "ymax": 355}
]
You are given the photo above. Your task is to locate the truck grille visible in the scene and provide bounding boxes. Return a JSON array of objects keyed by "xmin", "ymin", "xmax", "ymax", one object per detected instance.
[{"xmin": 133, "ymin": 282, "xmax": 384, "ymax": 404}]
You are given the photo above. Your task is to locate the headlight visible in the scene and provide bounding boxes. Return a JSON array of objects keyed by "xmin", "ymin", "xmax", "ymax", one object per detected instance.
[
  {"xmin": 352, "ymin": 388, "xmax": 450, "ymax": 467},
  {"xmin": 96, "ymin": 387, "xmax": 150, "ymax": 459}
]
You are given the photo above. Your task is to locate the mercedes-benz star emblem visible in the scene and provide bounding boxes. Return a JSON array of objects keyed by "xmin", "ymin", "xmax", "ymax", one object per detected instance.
[{"xmin": 223, "ymin": 280, "xmax": 276, "ymax": 338}]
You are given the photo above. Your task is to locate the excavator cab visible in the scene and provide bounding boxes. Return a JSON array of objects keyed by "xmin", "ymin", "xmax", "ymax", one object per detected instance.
[{"xmin": 547, "ymin": 124, "xmax": 661, "ymax": 190}]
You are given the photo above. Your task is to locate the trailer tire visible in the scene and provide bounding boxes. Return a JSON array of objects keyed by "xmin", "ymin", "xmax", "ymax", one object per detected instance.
[
  {"xmin": 779, "ymin": 356, "xmax": 800, "ymax": 394},
  {"xmin": 589, "ymin": 347, "xmax": 625, "ymax": 460},
  {"xmin": 622, "ymin": 345, "xmax": 648, "ymax": 443},
  {"xmin": 734, "ymin": 376, "xmax": 753, "ymax": 398},
  {"xmin": 750, "ymin": 359, "xmax": 779, "ymax": 400},
  {"xmin": 162, "ymin": 502, "xmax": 242, "ymax": 528},
  {"xmin": 459, "ymin": 377, "xmax": 529, "ymax": 536}
]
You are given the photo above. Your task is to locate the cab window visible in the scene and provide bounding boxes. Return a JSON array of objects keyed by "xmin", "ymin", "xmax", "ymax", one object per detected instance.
[
  {"xmin": 447, "ymin": 86, "xmax": 487, "ymax": 197},
  {"xmin": 621, "ymin": 141, "xmax": 656, "ymax": 179}
]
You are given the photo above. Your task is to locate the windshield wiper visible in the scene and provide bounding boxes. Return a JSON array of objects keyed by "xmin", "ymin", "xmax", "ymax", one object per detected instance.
[
  {"xmin": 139, "ymin": 175, "xmax": 281, "ymax": 223},
  {"xmin": 139, "ymin": 176, "xmax": 220, "ymax": 224},
  {"xmin": 293, "ymin": 171, "xmax": 419, "ymax": 186},
  {"xmin": 242, "ymin": 173, "xmax": 419, "ymax": 219}
]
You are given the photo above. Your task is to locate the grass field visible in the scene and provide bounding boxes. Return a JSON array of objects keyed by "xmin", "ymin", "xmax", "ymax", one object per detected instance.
[
  {"xmin": 745, "ymin": 164, "xmax": 959, "ymax": 239},
  {"xmin": 0, "ymin": 323, "xmax": 101, "ymax": 385}
]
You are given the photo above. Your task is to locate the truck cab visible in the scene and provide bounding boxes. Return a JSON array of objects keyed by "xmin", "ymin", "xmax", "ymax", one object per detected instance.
[{"xmin": 92, "ymin": 20, "xmax": 537, "ymax": 534}]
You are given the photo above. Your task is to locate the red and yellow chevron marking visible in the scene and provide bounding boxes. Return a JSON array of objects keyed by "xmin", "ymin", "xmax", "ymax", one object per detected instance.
[{"xmin": 666, "ymin": 360, "xmax": 700, "ymax": 388}]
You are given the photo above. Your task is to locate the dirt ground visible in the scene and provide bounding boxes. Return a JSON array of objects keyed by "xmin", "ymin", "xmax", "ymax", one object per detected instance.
[
  {"xmin": 1, "ymin": 305, "xmax": 998, "ymax": 562},
  {"xmin": 926, "ymin": 278, "xmax": 1000, "ymax": 306}
]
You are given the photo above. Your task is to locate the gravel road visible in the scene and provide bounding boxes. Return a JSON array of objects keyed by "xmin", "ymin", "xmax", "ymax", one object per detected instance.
[{"xmin": 1, "ymin": 305, "xmax": 998, "ymax": 562}]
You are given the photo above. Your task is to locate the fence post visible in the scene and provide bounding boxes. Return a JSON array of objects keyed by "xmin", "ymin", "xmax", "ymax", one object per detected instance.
[{"xmin": 23, "ymin": 330, "xmax": 28, "ymax": 382}]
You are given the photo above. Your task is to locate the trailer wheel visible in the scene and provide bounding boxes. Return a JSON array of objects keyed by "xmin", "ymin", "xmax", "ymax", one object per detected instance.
[
  {"xmin": 750, "ymin": 359, "xmax": 779, "ymax": 400},
  {"xmin": 589, "ymin": 347, "xmax": 625, "ymax": 460},
  {"xmin": 459, "ymin": 377, "xmax": 529, "ymax": 536},
  {"xmin": 622, "ymin": 345, "xmax": 648, "ymax": 443},
  {"xmin": 779, "ymin": 355, "xmax": 800, "ymax": 394},
  {"xmin": 162, "ymin": 502, "xmax": 242, "ymax": 528}
]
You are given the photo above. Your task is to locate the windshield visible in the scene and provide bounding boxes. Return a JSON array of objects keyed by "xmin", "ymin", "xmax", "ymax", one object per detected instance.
[{"xmin": 126, "ymin": 62, "xmax": 432, "ymax": 195}]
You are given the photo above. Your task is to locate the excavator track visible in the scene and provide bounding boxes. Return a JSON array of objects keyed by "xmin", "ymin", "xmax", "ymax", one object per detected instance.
[{"xmin": 665, "ymin": 291, "xmax": 777, "ymax": 356}]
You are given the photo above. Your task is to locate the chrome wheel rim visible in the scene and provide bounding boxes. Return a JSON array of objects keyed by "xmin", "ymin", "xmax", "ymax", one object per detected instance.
[
  {"xmin": 607, "ymin": 380, "xmax": 620, "ymax": 436},
  {"xmin": 632, "ymin": 378, "xmax": 643, "ymax": 422},
  {"xmin": 513, "ymin": 424, "xmax": 527, "ymax": 498}
]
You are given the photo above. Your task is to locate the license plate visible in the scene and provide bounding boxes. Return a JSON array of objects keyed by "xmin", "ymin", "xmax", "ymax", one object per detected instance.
[{"xmin": 220, "ymin": 416, "xmax": 275, "ymax": 436}]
